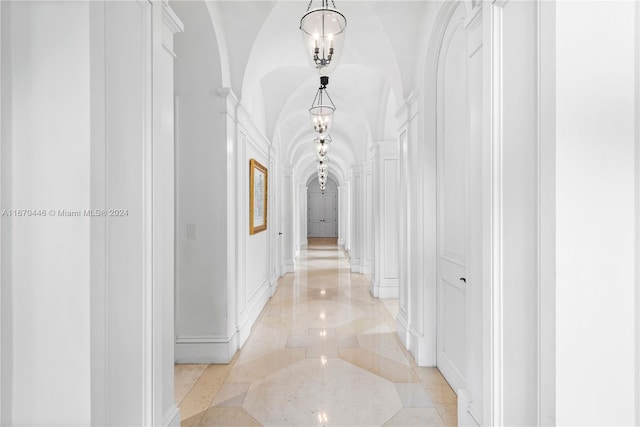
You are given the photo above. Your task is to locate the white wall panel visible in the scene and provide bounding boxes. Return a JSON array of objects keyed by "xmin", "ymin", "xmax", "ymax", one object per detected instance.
[
  {"xmin": 8, "ymin": 3, "xmax": 92, "ymax": 423},
  {"xmin": 556, "ymin": 2, "xmax": 637, "ymax": 424}
]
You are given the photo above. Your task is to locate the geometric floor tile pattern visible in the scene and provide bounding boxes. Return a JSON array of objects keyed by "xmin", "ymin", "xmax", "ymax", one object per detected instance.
[{"xmin": 176, "ymin": 238, "xmax": 457, "ymax": 426}]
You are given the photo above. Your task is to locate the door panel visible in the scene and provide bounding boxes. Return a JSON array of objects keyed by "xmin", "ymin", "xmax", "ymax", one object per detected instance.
[
  {"xmin": 309, "ymin": 193, "xmax": 323, "ymax": 236},
  {"xmin": 323, "ymin": 194, "xmax": 337, "ymax": 236},
  {"xmin": 436, "ymin": 4, "xmax": 468, "ymax": 394},
  {"xmin": 308, "ymin": 185, "xmax": 338, "ymax": 238}
]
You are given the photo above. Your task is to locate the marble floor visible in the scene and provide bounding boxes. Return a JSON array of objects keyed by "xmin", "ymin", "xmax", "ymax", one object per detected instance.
[{"xmin": 175, "ymin": 238, "xmax": 457, "ymax": 427}]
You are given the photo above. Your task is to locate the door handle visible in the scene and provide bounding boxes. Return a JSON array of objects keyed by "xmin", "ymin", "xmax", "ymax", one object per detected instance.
[
  {"xmin": 459, "ymin": 277, "xmax": 466, "ymax": 283},
  {"xmin": 278, "ymin": 232, "xmax": 283, "ymax": 236}
]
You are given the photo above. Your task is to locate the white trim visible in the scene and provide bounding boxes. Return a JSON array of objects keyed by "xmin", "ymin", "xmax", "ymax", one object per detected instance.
[
  {"xmin": 175, "ymin": 333, "xmax": 238, "ymax": 364},
  {"xmin": 538, "ymin": 1, "xmax": 556, "ymax": 425},
  {"xmin": 408, "ymin": 326, "xmax": 431, "ymax": 367},
  {"xmin": 0, "ymin": 3, "xmax": 4, "ymax": 424},
  {"xmin": 396, "ymin": 310, "xmax": 410, "ymax": 349},
  {"xmin": 161, "ymin": 3, "xmax": 183, "ymax": 35},
  {"xmin": 377, "ymin": 286, "xmax": 399, "ymax": 299},
  {"xmin": 483, "ymin": 2, "xmax": 505, "ymax": 425},
  {"xmin": 141, "ymin": 3, "xmax": 154, "ymax": 423},
  {"xmin": 238, "ymin": 278, "xmax": 271, "ymax": 348},
  {"xmin": 458, "ymin": 389, "xmax": 481, "ymax": 427},
  {"xmin": 635, "ymin": 1, "xmax": 640, "ymax": 424},
  {"xmin": 163, "ymin": 405, "xmax": 180, "ymax": 427}
]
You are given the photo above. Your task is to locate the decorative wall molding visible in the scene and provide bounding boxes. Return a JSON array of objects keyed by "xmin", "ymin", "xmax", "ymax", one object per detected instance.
[
  {"xmin": 163, "ymin": 405, "xmax": 180, "ymax": 427},
  {"xmin": 238, "ymin": 278, "xmax": 271, "ymax": 348},
  {"xmin": 484, "ymin": 2, "xmax": 505, "ymax": 423},
  {"xmin": 175, "ymin": 333, "xmax": 238, "ymax": 363},
  {"xmin": 636, "ymin": 3, "xmax": 640, "ymax": 424},
  {"xmin": 457, "ymin": 389, "xmax": 481, "ymax": 426},
  {"xmin": 394, "ymin": 91, "xmax": 419, "ymax": 129},
  {"xmin": 160, "ymin": 2, "xmax": 183, "ymax": 58}
]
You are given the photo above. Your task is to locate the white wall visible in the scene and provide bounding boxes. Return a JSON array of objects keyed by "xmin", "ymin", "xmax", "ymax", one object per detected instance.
[
  {"xmin": 173, "ymin": 0, "xmax": 234, "ymax": 362},
  {"xmin": 238, "ymin": 120, "xmax": 273, "ymax": 346},
  {"xmin": 555, "ymin": 1, "xmax": 638, "ymax": 424},
  {"xmin": 173, "ymin": 1, "xmax": 276, "ymax": 362},
  {"xmin": 1, "ymin": 1, "xmax": 181, "ymax": 425},
  {"xmin": 6, "ymin": 3, "xmax": 92, "ymax": 423}
]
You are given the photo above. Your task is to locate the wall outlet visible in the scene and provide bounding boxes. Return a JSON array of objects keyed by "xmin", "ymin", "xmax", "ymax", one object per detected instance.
[{"xmin": 187, "ymin": 224, "xmax": 196, "ymax": 240}]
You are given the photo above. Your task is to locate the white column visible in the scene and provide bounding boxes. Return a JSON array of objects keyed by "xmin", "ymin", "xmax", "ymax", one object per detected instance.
[
  {"xmin": 350, "ymin": 164, "xmax": 364, "ymax": 273},
  {"xmin": 281, "ymin": 164, "xmax": 295, "ymax": 273},
  {"xmin": 372, "ymin": 140, "xmax": 400, "ymax": 299},
  {"xmin": 299, "ymin": 183, "xmax": 308, "ymax": 250},
  {"xmin": 1, "ymin": 1, "xmax": 182, "ymax": 424},
  {"xmin": 395, "ymin": 92, "xmax": 426, "ymax": 363},
  {"xmin": 154, "ymin": 4, "xmax": 183, "ymax": 426}
]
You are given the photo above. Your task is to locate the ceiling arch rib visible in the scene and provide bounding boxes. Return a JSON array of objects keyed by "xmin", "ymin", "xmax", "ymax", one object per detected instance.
[{"xmin": 200, "ymin": 0, "xmax": 432, "ymax": 183}]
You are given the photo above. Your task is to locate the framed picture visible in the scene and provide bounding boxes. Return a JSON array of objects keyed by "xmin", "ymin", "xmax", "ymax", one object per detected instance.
[{"xmin": 249, "ymin": 159, "xmax": 268, "ymax": 235}]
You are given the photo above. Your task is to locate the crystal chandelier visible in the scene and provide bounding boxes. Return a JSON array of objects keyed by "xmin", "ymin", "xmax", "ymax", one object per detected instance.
[{"xmin": 300, "ymin": 0, "xmax": 347, "ymax": 75}]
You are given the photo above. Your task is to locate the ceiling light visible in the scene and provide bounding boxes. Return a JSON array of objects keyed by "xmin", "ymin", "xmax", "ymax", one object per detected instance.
[
  {"xmin": 310, "ymin": 76, "xmax": 335, "ymax": 134},
  {"xmin": 314, "ymin": 135, "xmax": 332, "ymax": 157},
  {"xmin": 300, "ymin": 0, "xmax": 347, "ymax": 75}
]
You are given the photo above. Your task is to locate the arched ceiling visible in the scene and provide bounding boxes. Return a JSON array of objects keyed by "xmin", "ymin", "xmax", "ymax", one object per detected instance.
[{"xmin": 201, "ymin": 0, "xmax": 434, "ymax": 184}]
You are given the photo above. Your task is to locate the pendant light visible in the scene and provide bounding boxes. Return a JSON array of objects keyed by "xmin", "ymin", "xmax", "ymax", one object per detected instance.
[
  {"xmin": 314, "ymin": 135, "xmax": 332, "ymax": 157},
  {"xmin": 300, "ymin": 0, "xmax": 347, "ymax": 75},
  {"xmin": 309, "ymin": 76, "xmax": 336, "ymax": 134}
]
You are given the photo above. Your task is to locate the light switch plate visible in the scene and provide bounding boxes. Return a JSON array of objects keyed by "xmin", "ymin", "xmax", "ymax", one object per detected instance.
[{"xmin": 187, "ymin": 224, "xmax": 196, "ymax": 240}]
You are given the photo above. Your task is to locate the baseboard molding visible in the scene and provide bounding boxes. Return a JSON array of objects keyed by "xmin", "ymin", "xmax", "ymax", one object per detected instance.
[
  {"xmin": 163, "ymin": 404, "xmax": 181, "ymax": 427},
  {"xmin": 350, "ymin": 259, "xmax": 361, "ymax": 273},
  {"xmin": 408, "ymin": 326, "xmax": 434, "ymax": 367},
  {"xmin": 457, "ymin": 389, "xmax": 481, "ymax": 426},
  {"xmin": 175, "ymin": 333, "xmax": 238, "ymax": 363},
  {"xmin": 377, "ymin": 285, "xmax": 399, "ymax": 299},
  {"xmin": 282, "ymin": 259, "xmax": 296, "ymax": 274},
  {"xmin": 283, "ymin": 262, "xmax": 295, "ymax": 274},
  {"xmin": 238, "ymin": 278, "xmax": 272, "ymax": 347},
  {"xmin": 396, "ymin": 311, "xmax": 410, "ymax": 348}
]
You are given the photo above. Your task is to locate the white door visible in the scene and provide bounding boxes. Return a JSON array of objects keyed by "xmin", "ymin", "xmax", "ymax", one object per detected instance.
[
  {"xmin": 322, "ymin": 193, "xmax": 337, "ymax": 236},
  {"xmin": 436, "ymin": 5, "xmax": 468, "ymax": 394},
  {"xmin": 308, "ymin": 193, "xmax": 323, "ymax": 236},
  {"xmin": 308, "ymin": 181, "xmax": 338, "ymax": 238}
]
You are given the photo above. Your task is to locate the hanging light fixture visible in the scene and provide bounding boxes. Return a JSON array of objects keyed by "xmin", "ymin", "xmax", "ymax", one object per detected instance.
[
  {"xmin": 317, "ymin": 151, "xmax": 329, "ymax": 163},
  {"xmin": 314, "ymin": 134, "xmax": 332, "ymax": 157},
  {"xmin": 310, "ymin": 76, "xmax": 335, "ymax": 134},
  {"xmin": 300, "ymin": 0, "xmax": 347, "ymax": 75}
]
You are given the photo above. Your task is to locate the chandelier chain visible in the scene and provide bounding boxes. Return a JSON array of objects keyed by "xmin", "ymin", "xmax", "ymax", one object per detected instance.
[{"xmin": 307, "ymin": 0, "xmax": 337, "ymax": 11}]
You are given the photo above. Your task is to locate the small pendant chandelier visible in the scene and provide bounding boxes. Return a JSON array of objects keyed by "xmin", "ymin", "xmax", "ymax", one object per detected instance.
[
  {"xmin": 310, "ymin": 76, "xmax": 335, "ymax": 134},
  {"xmin": 300, "ymin": 0, "xmax": 347, "ymax": 75},
  {"xmin": 314, "ymin": 135, "xmax": 332, "ymax": 157}
]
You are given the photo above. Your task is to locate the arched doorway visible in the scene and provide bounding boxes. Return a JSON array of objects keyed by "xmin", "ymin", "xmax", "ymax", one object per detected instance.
[{"xmin": 307, "ymin": 178, "xmax": 338, "ymax": 238}]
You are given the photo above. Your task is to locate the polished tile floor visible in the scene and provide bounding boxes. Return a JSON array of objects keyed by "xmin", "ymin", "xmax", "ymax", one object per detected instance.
[{"xmin": 175, "ymin": 238, "xmax": 457, "ymax": 427}]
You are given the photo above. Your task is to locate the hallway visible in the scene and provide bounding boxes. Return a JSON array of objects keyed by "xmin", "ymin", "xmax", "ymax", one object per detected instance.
[{"xmin": 175, "ymin": 239, "xmax": 457, "ymax": 427}]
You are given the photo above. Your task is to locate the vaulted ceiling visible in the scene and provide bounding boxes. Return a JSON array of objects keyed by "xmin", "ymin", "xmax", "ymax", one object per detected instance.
[{"xmin": 177, "ymin": 0, "xmax": 437, "ymax": 184}]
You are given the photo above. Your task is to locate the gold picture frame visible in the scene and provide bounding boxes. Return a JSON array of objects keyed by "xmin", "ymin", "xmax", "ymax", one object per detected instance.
[{"xmin": 249, "ymin": 159, "xmax": 268, "ymax": 235}]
